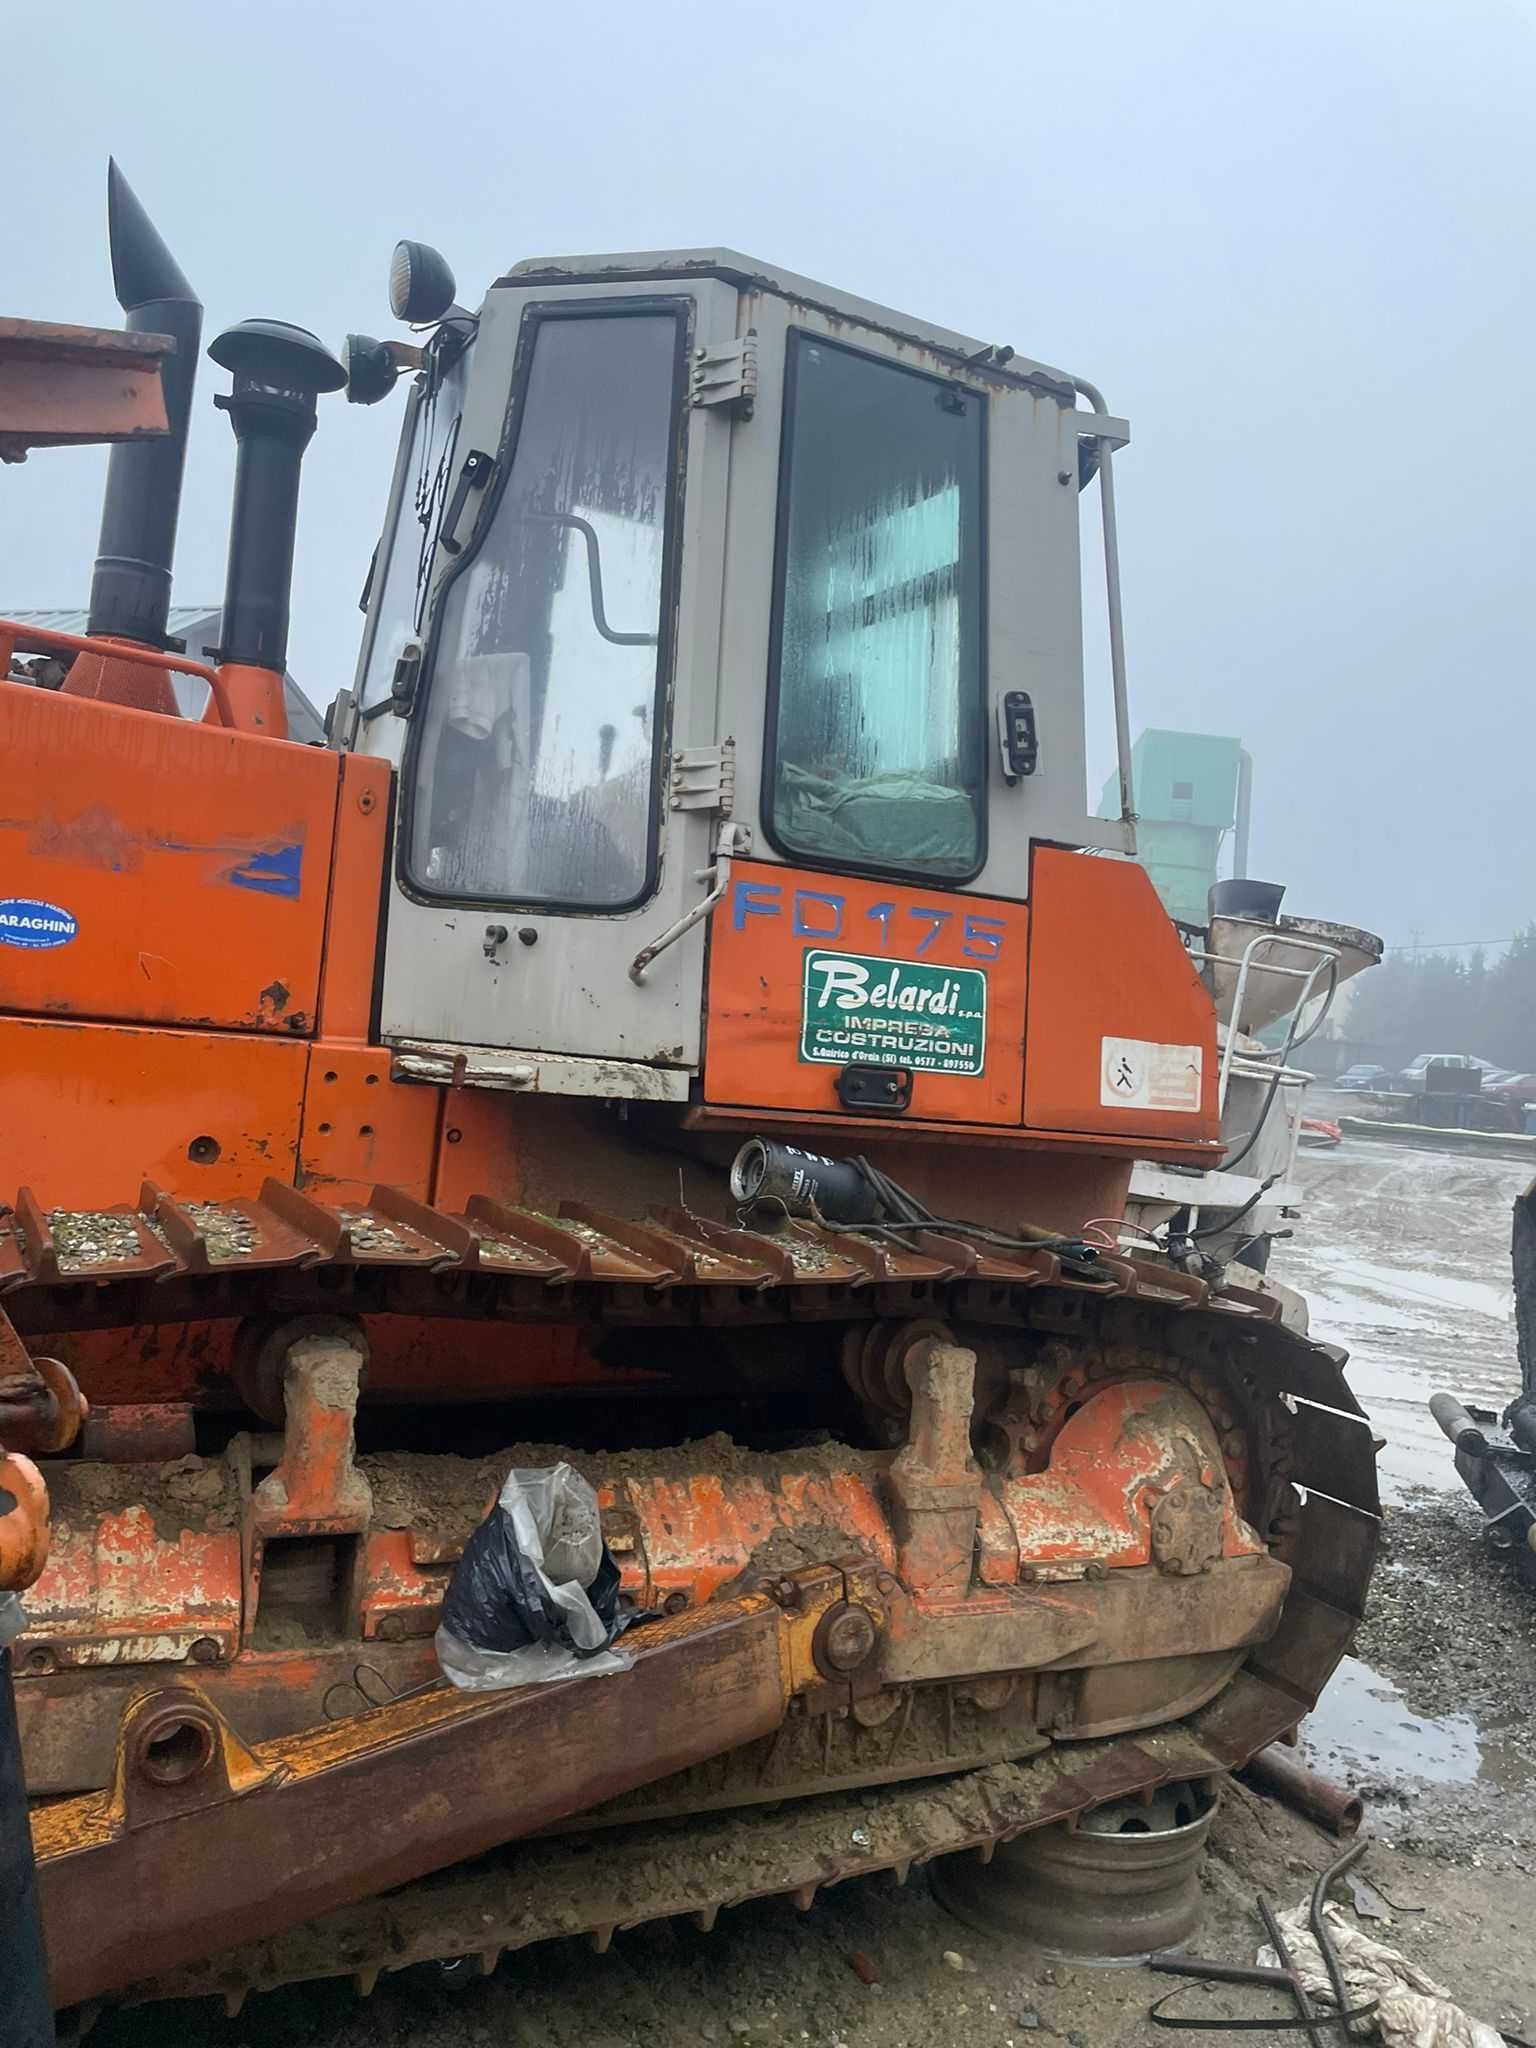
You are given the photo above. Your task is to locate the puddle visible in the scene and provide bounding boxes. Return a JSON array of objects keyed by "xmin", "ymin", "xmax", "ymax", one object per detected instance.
[{"xmin": 1300, "ymin": 1654, "xmax": 1481, "ymax": 1786}]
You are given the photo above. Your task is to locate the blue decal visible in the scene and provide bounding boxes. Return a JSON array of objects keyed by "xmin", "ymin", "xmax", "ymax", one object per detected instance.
[
  {"xmin": 731, "ymin": 880, "xmax": 782, "ymax": 929},
  {"xmin": 907, "ymin": 907, "xmax": 953, "ymax": 954},
  {"xmin": 727, "ymin": 877, "xmax": 1008, "ymax": 959},
  {"xmin": 962, "ymin": 915, "xmax": 1006, "ymax": 960},
  {"xmin": 0, "ymin": 898, "xmax": 78, "ymax": 950},
  {"xmin": 229, "ymin": 843, "xmax": 303, "ymax": 899},
  {"xmin": 792, "ymin": 889, "xmax": 844, "ymax": 939}
]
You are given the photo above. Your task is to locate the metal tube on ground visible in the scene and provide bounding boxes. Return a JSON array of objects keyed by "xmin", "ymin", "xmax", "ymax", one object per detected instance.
[
  {"xmin": 1309, "ymin": 1836, "xmax": 1369, "ymax": 2024},
  {"xmin": 1430, "ymin": 1391, "xmax": 1490, "ymax": 1456},
  {"xmin": 0, "ymin": 1635, "xmax": 53, "ymax": 2048},
  {"xmin": 1259, "ymin": 1893, "xmax": 1328, "ymax": 2048},
  {"xmin": 1149, "ymin": 1953, "xmax": 1296, "ymax": 1988},
  {"xmin": 1242, "ymin": 1744, "xmax": 1364, "ymax": 1836}
]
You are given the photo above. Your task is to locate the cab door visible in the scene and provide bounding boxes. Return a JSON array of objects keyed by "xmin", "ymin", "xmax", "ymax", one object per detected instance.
[{"xmin": 374, "ymin": 278, "xmax": 739, "ymax": 1072}]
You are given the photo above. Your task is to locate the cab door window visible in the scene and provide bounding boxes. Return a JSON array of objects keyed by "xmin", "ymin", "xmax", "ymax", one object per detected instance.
[
  {"xmin": 406, "ymin": 308, "xmax": 684, "ymax": 908},
  {"xmin": 766, "ymin": 334, "xmax": 986, "ymax": 882}
]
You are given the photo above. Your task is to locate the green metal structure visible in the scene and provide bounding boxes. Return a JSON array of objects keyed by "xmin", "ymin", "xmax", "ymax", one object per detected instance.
[{"xmin": 1102, "ymin": 728, "xmax": 1251, "ymax": 927}]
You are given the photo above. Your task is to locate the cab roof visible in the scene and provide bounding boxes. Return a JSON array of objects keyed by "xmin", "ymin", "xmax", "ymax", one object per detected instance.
[{"xmin": 497, "ymin": 248, "xmax": 1080, "ymax": 401}]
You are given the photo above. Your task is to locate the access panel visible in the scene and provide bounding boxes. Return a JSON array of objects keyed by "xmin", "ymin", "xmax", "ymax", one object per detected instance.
[
  {"xmin": 1022, "ymin": 846, "xmax": 1221, "ymax": 1146},
  {"xmin": 703, "ymin": 860, "xmax": 1029, "ymax": 1125},
  {"xmin": 0, "ymin": 683, "xmax": 337, "ymax": 1033}
]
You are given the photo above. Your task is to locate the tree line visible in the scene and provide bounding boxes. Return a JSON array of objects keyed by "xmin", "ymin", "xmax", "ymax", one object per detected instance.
[{"xmin": 1340, "ymin": 927, "xmax": 1536, "ymax": 1072}]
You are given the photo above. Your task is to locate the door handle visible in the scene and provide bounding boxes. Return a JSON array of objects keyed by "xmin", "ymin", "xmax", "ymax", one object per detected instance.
[{"xmin": 439, "ymin": 448, "xmax": 495, "ymax": 557}]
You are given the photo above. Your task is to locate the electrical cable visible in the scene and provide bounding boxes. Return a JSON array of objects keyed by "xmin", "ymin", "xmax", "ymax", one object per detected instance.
[
  {"xmin": 848, "ymin": 1157, "xmax": 1100, "ymax": 1262},
  {"xmin": 1183, "ymin": 1174, "xmax": 1280, "ymax": 1244}
]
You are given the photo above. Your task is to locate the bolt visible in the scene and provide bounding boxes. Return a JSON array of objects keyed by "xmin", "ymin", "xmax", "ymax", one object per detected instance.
[
  {"xmin": 772, "ymin": 1576, "xmax": 802, "ymax": 1610},
  {"xmin": 357, "ymin": 789, "xmax": 377, "ymax": 814},
  {"xmin": 663, "ymin": 1591, "xmax": 689, "ymax": 1615},
  {"xmin": 1057, "ymin": 469, "xmax": 1072, "ymax": 484},
  {"xmin": 189, "ymin": 1636, "xmax": 222, "ymax": 1665},
  {"xmin": 821, "ymin": 1604, "xmax": 878, "ymax": 1672},
  {"xmin": 517, "ymin": 927, "xmax": 539, "ymax": 946},
  {"xmin": 23, "ymin": 1645, "xmax": 55, "ymax": 1674},
  {"xmin": 445, "ymin": 1127, "xmax": 463, "ymax": 1144},
  {"xmin": 1084, "ymin": 1561, "xmax": 1109, "ymax": 1582},
  {"xmin": 377, "ymin": 1613, "xmax": 407, "ymax": 1643},
  {"xmin": 287, "ymin": 1012, "xmax": 309, "ymax": 1032}
]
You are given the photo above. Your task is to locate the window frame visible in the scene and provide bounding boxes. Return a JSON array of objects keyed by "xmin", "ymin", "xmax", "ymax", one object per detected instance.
[
  {"xmin": 354, "ymin": 340, "xmax": 470, "ymax": 711},
  {"xmin": 397, "ymin": 296, "xmax": 693, "ymax": 915},
  {"xmin": 760, "ymin": 326, "xmax": 990, "ymax": 888}
]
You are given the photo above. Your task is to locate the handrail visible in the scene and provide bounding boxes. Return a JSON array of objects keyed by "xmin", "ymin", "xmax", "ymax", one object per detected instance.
[
  {"xmin": 0, "ymin": 617, "xmax": 238, "ymax": 727},
  {"xmin": 1073, "ymin": 378, "xmax": 1134, "ymax": 839},
  {"xmin": 1214, "ymin": 929, "xmax": 1340, "ymax": 1114}
]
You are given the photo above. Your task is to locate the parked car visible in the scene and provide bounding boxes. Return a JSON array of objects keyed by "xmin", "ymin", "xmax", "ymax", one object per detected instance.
[
  {"xmin": 1487, "ymin": 1072, "xmax": 1536, "ymax": 1105},
  {"xmin": 1334, "ymin": 1063, "xmax": 1393, "ymax": 1091},
  {"xmin": 1396, "ymin": 1052, "xmax": 1494, "ymax": 1089}
]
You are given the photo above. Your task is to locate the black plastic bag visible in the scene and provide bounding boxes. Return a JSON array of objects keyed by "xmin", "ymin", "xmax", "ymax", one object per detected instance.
[{"xmin": 436, "ymin": 1463, "xmax": 631, "ymax": 1690}]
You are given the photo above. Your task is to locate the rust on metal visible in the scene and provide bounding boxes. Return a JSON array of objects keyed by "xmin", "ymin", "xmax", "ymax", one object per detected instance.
[
  {"xmin": 5, "ymin": 1183, "xmax": 1380, "ymax": 2011},
  {"xmin": 1241, "ymin": 1741, "xmax": 1365, "ymax": 1836},
  {"xmin": 0, "ymin": 1308, "xmax": 85, "ymax": 1594},
  {"xmin": 0, "ymin": 319, "xmax": 172, "ymax": 460},
  {"xmin": 33, "ymin": 1563, "xmax": 870, "ymax": 2009}
]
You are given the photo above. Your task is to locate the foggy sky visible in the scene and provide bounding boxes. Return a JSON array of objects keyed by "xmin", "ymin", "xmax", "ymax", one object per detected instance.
[{"xmin": 7, "ymin": 0, "xmax": 1533, "ymax": 951}]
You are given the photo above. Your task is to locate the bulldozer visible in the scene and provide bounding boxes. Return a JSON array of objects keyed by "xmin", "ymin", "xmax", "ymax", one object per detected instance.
[{"xmin": 0, "ymin": 167, "xmax": 1380, "ymax": 2028}]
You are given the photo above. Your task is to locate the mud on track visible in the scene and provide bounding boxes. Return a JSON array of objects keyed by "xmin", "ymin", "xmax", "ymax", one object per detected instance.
[{"xmin": 85, "ymin": 1136, "xmax": 1536, "ymax": 2048}]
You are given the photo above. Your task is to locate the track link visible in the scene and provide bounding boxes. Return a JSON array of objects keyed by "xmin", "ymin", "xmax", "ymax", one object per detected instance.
[
  {"xmin": 8, "ymin": 1189, "xmax": 1381, "ymax": 2017},
  {"xmin": 133, "ymin": 1729, "xmax": 1232, "ymax": 2013}
]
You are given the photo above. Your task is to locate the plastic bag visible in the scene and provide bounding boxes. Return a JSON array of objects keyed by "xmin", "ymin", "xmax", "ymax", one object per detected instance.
[{"xmin": 435, "ymin": 1463, "xmax": 634, "ymax": 1690}]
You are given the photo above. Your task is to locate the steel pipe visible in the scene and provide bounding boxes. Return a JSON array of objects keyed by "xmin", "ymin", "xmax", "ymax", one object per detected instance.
[{"xmin": 1242, "ymin": 1743, "xmax": 1363, "ymax": 1836}]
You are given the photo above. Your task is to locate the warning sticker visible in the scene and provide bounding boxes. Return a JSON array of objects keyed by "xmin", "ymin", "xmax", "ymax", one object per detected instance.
[{"xmin": 1100, "ymin": 1036, "xmax": 1203, "ymax": 1112}]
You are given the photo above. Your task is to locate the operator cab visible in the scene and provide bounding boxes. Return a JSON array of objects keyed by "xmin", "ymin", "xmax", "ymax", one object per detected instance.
[{"xmin": 352, "ymin": 251, "xmax": 1133, "ymax": 1098}]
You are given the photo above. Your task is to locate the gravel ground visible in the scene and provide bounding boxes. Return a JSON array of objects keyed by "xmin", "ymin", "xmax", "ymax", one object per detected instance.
[
  {"xmin": 90, "ymin": 1782, "xmax": 1536, "ymax": 2048},
  {"xmin": 1301, "ymin": 1485, "xmax": 1536, "ymax": 1870},
  {"xmin": 87, "ymin": 1139, "xmax": 1536, "ymax": 2048}
]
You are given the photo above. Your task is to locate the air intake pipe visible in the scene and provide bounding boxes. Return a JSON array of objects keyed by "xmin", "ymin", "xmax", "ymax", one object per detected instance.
[
  {"xmin": 207, "ymin": 318, "xmax": 344, "ymax": 735},
  {"xmin": 85, "ymin": 161, "xmax": 202, "ymax": 649}
]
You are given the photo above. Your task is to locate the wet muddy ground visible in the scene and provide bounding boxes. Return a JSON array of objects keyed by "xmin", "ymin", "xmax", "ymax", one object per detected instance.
[
  {"xmin": 1284, "ymin": 1124, "xmax": 1530, "ymax": 1502},
  {"xmin": 92, "ymin": 1138, "xmax": 1536, "ymax": 2048}
]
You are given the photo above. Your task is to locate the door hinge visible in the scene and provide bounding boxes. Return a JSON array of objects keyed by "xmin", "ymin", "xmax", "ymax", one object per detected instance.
[
  {"xmin": 671, "ymin": 739, "xmax": 737, "ymax": 815},
  {"xmin": 690, "ymin": 332, "xmax": 757, "ymax": 417}
]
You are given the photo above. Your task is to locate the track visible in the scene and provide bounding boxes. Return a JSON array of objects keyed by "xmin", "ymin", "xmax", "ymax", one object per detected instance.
[
  {"xmin": 2, "ymin": 1178, "xmax": 1284, "ymax": 1345},
  {"xmin": 5, "ymin": 1184, "xmax": 1381, "ymax": 2015}
]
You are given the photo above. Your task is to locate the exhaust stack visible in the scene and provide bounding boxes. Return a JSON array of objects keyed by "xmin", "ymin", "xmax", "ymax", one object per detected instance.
[
  {"xmin": 207, "ymin": 318, "xmax": 344, "ymax": 733},
  {"xmin": 86, "ymin": 162, "xmax": 201, "ymax": 647}
]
